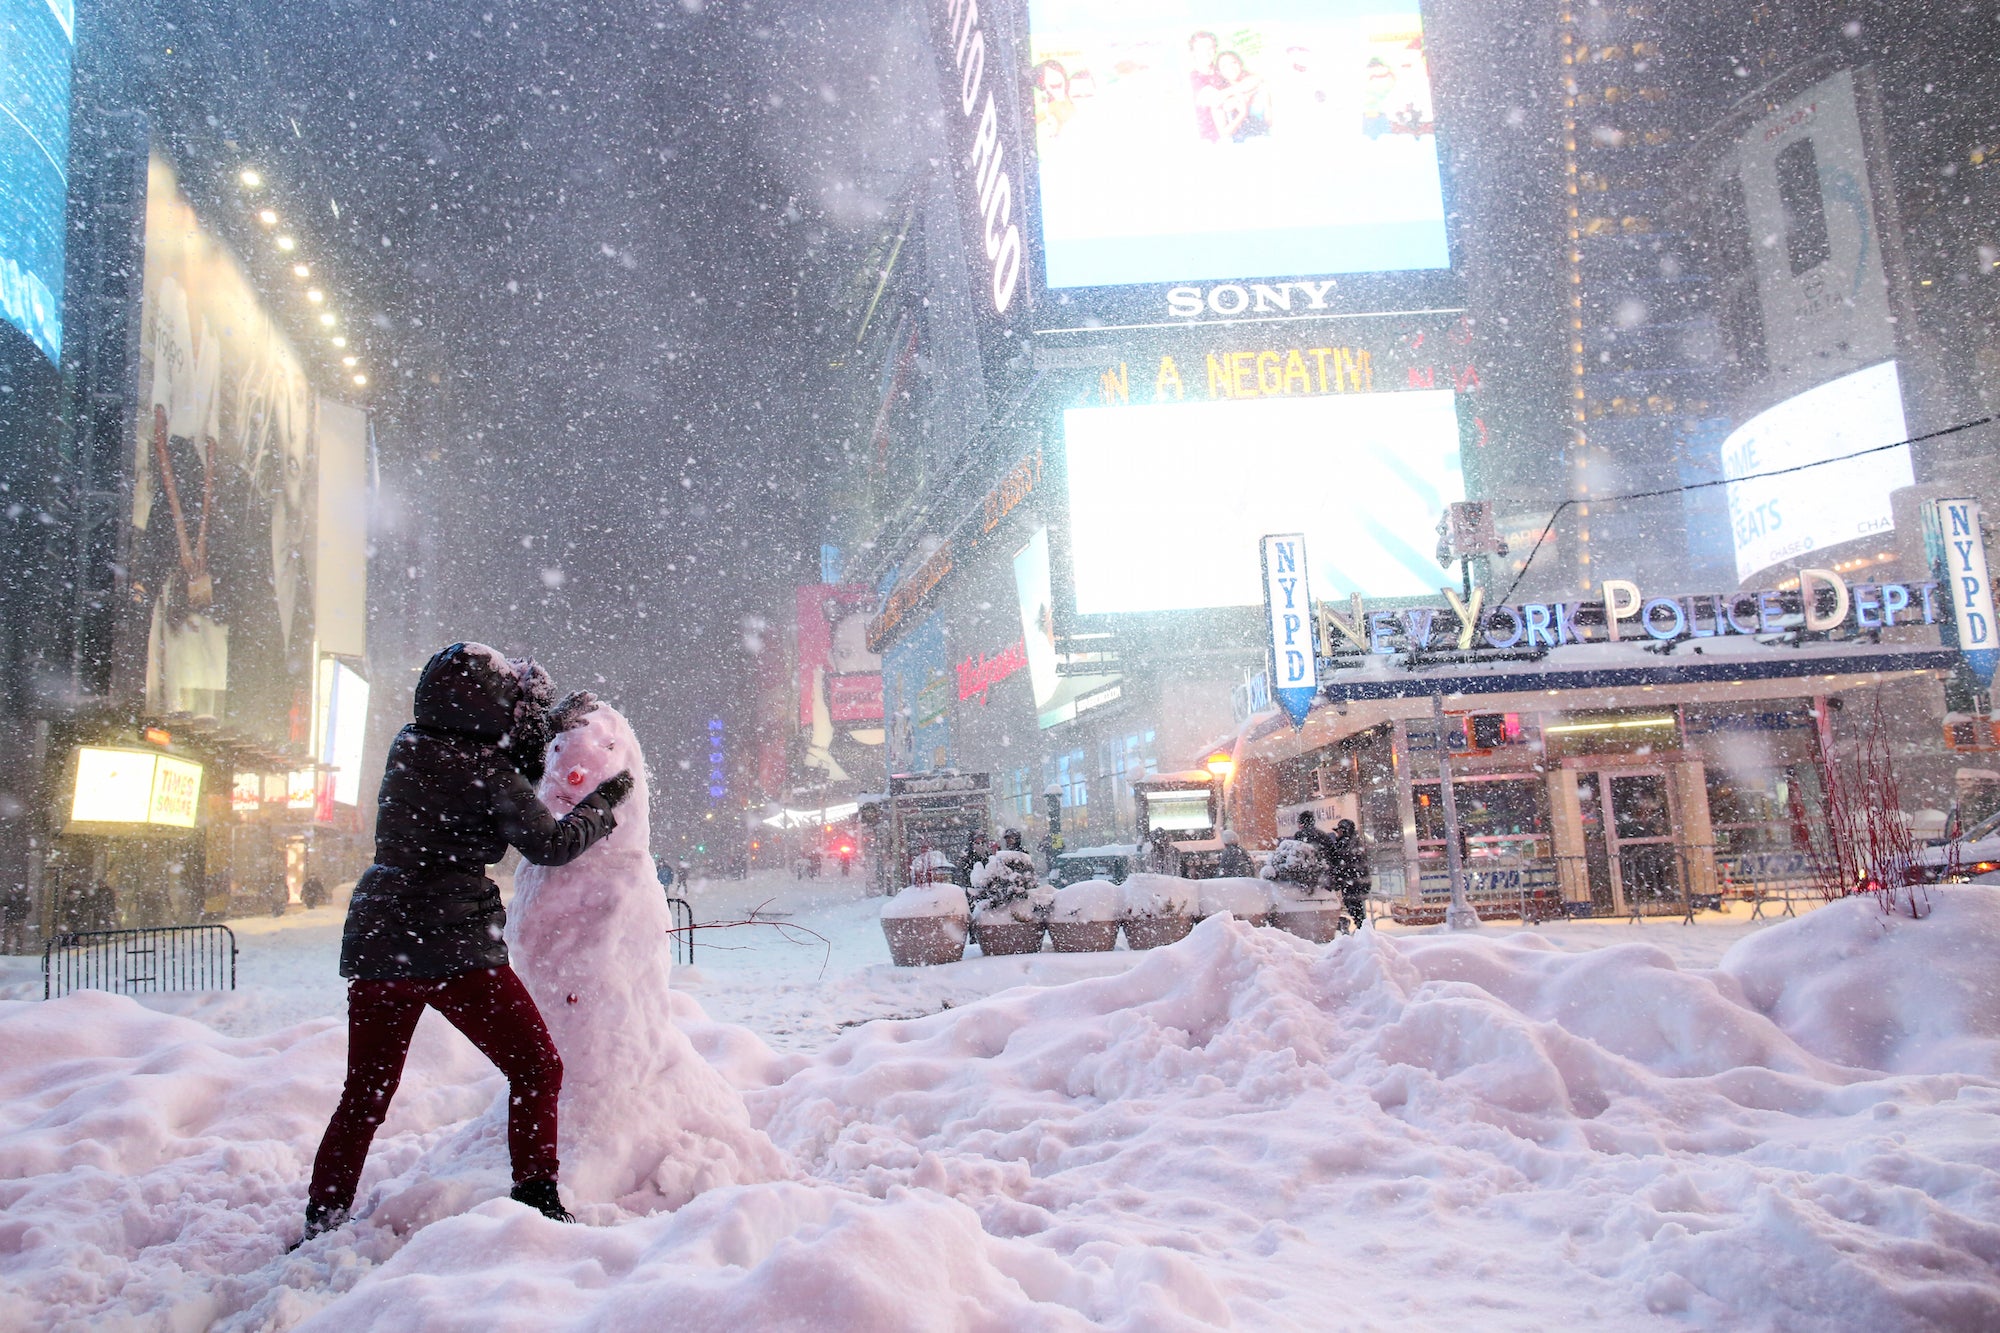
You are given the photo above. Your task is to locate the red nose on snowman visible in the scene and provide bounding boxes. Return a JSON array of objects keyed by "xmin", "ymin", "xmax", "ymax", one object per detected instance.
[{"xmin": 566, "ymin": 767, "xmax": 587, "ymax": 787}]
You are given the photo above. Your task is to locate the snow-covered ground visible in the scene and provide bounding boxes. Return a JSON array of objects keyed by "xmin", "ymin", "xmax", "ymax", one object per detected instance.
[{"xmin": 6, "ymin": 876, "xmax": 2000, "ymax": 1329}]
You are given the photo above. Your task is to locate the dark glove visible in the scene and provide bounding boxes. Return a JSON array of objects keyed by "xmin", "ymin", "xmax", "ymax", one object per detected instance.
[
  {"xmin": 589, "ymin": 770, "xmax": 635, "ymax": 810},
  {"xmin": 503, "ymin": 707, "xmax": 554, "ymax": 782},
  {"xmin": 550, "ymin": 690, "xmax": 599, "ymax": 733}
]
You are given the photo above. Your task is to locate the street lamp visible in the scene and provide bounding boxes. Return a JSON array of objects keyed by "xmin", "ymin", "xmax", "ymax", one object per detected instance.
[{"xmin": 1205, "ymin": 750, "xmax": 1236, "ymax": 832}]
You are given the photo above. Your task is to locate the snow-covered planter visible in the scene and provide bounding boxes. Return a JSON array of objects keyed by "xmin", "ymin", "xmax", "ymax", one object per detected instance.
[
  {"xmin": 1197, "ymin": 876, "xmax": 1273, "ymax": 926},
  {"xmin": 880, "ymin": 883, "xmax": 970, "ymax": 967},
  {"xmin": 1260, "ymin": 838, "xmax": 1329, "ymax": 896},
  {"xmin": 1047, "ymin": 879, "xmax": 1122, "ymax": 952},
  {"xmin": 969, "ymin": 851, "xmax": 1051, "ymax": 955},
  {"xmin": 1120, "ymin": 873, "xmax": 1196, "ymax": 950},
  {"xmin": 1266, "ymin": 879, "xmax": 1348, "ymax": 943}
]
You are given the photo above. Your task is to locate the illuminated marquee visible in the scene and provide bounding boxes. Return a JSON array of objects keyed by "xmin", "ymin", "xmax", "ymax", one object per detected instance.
[
  {"xmin": 940, "ymin": 0, "xmax": 1025, "ymax": 314},
  {"xmin": 1318, "ymin": 568, "xmax": 1945, "ymax": 658}
]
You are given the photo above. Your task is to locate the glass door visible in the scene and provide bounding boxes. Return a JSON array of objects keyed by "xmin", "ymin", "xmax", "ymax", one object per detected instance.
[{"xmin": 1605, "ymin": 771, "xmax": 1679, "ymax": 913}]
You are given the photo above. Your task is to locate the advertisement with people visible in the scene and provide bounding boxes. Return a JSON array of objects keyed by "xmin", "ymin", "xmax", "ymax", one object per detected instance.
[
  {"xmin": 795, "ymin": 583, "xmax": 884, "ymax": 784},
  {"xmin": 1027, "ymin": 0, "xmax": 1448, "ymax": 289},
  {"xmin": 132, "ymin": 152, "xmax": 319, "ymax": 748}
]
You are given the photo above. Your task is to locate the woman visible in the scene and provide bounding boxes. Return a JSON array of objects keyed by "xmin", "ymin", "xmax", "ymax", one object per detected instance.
[
  {"xmin": 1213, "ymin": 51, "xmax": 1271, "ymax": 143},
  {"xmin": 299, "ymin": 643, "xmax": 632, "ymax": 1243}
]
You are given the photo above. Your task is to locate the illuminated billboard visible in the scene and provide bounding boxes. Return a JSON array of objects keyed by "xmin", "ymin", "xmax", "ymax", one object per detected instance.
[
  {"xmin": 1014, "ymin": 526, "xmax": 1120, "ymax": 728},
  {"xmin": 1027, "ymin": 0, "xmax": 1448, "ymax": 290},
  {"xmin": 1064, "ymin": 389, "xmax": 1462, "ymax": 613},
  {"xmin": 69, "ymin": 747, "xmax": 203, "ymax": 829},
  {"xmin": 133, "ymin": 153, "xmax": 320, "ymax": 745},
  {"xmin": 319, "ymin": 660, "xmax": 370, "ymax": 808},
  {"xmin": 0, "ymin": 0, "xmax": 75, "ymax": 362},
  {"xmin": 1721, "ymin": 360, "xmax": 1912, "ymax": 582}
]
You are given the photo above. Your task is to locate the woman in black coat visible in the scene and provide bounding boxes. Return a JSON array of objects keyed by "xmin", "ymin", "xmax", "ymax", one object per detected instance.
[{"xmin": 300, "ymin": 643, "xmax": 632, "ymax": 1242}]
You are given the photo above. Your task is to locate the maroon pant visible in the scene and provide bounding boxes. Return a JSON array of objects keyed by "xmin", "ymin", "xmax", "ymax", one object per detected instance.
[{"xmin": 309, "ymin": 965, "xmax": 562, "ymax": 1210}]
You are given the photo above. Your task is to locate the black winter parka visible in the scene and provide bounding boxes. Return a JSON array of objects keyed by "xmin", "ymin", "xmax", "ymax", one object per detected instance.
[{"xmin": 339, "ymin": 644, "xmax": 617, "ymax": 980}]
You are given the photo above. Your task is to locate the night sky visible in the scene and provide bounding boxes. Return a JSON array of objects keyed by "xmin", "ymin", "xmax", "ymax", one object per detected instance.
[{"xmin": 157, "ymin": 0, "xmax": 938, "ymax": 830}]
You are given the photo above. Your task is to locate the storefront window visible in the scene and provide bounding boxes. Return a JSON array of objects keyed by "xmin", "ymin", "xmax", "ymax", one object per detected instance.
[
  {"xmin": 1048, "ymin": 748, "xmax": 1090, "ymax": 834},
  {"xmin": 1705, "ymin": 767, "xmax": 1806, "ymax": 855},
  {"xmin": 1098, "ymin": 730, "xmax": 1157, "ymax": 839},
  {"xmin": 1412, "ymin": 775, "xmax": 1550, "ymax": 862}
]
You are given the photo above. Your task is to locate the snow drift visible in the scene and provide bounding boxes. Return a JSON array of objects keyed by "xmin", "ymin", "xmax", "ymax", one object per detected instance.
[{"xmin": 7, "ymin": 890, "xmax": 2000, "ymax": 1328}]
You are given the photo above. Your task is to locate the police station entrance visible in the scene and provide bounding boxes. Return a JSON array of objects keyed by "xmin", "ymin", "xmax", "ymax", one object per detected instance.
[{"xmin": 1576, "ymin": 765, "xmax": 1683, "ymax": 915}]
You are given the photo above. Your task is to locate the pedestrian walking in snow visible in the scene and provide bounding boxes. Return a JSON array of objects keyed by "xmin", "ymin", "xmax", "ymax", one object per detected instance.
[
  {"xmin": 299, "ymin": 643, "xmax": 632, "ymax": 1244},
  {"xmin": 1137, "ymin": 826, "xmax": 1183, "ymax": 877},
  {"xmin": 1216, "ymin": 829, "xmax": 1255, "ymax": 878},
  {"xmin": 1329, "ymin": 819, "xmax": 1371, "ymax": 931}
]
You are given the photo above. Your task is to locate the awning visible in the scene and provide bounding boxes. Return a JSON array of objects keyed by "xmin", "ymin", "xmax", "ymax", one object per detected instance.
[{"xmin": 761, "ymin": 801, "xmax": 861, "ymax": 829}]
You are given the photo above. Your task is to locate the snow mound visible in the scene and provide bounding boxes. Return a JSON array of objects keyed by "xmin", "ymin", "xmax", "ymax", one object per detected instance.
[
  {"xmin": 1195, "ymin": 875, "xmax": 1270, "ymax": 921},
  {"xmin": 1048, "ymin": 879, "xmax": 1121, "ymax": 924},
  {"xmin": 0, "ymin": 991, "xmax": 495, "ymax": 1329},
  {"xmin": 500, "ymin": 699, "xmax": 785, "ymax": 1213},
  {"xmin": 1119, "ymin": 872, "xmax": 1195, "ymax": 919},
  {"xmin": 879, "ymin": 883, "xmax": 970, "ymax": 922},
  {"xmin": 12, "ymin": 894, "xmax": 2000, "ymax": 1327},
  {"xmin": 1720, "ymin": 886, "xmax": 2000, "ymax": 1075},
  {"xmin": 753, "ymin": 914, "xmax": 2000, "ymax": 1328}
]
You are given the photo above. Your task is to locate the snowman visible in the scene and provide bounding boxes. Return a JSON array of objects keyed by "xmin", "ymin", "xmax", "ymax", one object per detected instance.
[{"xmin": 507, "ymin": 693, "xmax": 786, "ymax": 1212}]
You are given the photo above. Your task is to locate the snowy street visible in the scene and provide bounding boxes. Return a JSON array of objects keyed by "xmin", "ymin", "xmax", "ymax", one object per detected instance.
[{"xmin": 6, "ymin": 878, "xmax": 2000, "ymax": 1329}]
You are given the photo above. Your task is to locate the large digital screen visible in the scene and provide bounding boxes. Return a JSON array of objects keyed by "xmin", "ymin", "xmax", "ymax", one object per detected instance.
[
  {"xmin": 1027, "ymin": 0, "xmax": 1448, "ymax": 290},
  {"xmin": 0, "ymin": 0, "xmax": 75, "ymax": 362},
  {"xmin": 1064, "ymin": 391, "xmax": 1463, "ymax": 613},
  {"xmin": 1721, "ymin": 360, "xmax": 1912, "ymax": 582}
]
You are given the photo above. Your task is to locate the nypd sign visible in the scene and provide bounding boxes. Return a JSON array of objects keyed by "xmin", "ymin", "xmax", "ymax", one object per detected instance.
[{"xmin": 1260, "ymin": 534, "xmax": 1317, "ymax": 729}]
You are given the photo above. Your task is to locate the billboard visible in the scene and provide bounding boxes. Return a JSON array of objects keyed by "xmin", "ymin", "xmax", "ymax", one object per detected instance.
[
  {"xmin": 1703, "ymin": 69, "xmax": 1895, "ymax": 397},
  {"xmin": 882, "ymin": 614, "xmax": 954, "ymax": 772},
  {"xmin": 796, "ymin": 584, "xmax": 884, "ymax": 784},
  {"xmin": 1720, "ymin": 361, "xmax": 1911, "ymax": 581},
  {"xmin": 319, "ymin": 660, "xmax": 370, "ymax": 808},
  {"xmin": 0, "ymin": 0, "xmax": 74, "ymax": 362},
  {"xmin": 132, "ymin": 153, "xmax": 319, "ymax": 746},
  {"xmin": 1026, "ymin": 0, "xmax": 1448, "ymax": 291},
  {"xmin": 69, "ymin": 747, "xmax": 202, "ymax": 830},
  {"xmin": 1063, "ymin": 389, "xmax": 1462, "ymax": 612},
  {"xmin": 1014, "ymin": 525, "xmax": 1120, "ymax": 728}
]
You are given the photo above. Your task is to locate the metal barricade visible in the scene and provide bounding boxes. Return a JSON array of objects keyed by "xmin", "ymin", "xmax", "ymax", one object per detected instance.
[
  {"xmin": 43, "ymin": 925, "xmax": 239, "ymax": 999},
  {"xmin": 665, "ymin": 895, "xmax": 695, "ymax": 966}
]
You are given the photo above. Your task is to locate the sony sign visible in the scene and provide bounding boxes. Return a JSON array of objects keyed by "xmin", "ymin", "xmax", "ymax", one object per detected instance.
[
  {"xmin": 1166, "ymin": 280, "xmax": 1349, "ymax": 321},
  {"xmin": 941, "ymin": 0, "xmax": 1023, "ymax": 316}
]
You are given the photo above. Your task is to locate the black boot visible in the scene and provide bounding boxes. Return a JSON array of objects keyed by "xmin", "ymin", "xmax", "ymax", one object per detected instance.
[
  {"xmin": 291, "ymin": 1200, "xmax": 348, "ymax": 1250},
  {"xmin": 509, "ymin": 1178, "xmax": 574, "ymax": 1223}
]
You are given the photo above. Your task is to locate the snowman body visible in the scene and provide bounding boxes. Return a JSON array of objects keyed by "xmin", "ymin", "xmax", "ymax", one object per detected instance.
[{"xmin": 508, "ymin": 700, "xmax": 784, "ymax": 1211}]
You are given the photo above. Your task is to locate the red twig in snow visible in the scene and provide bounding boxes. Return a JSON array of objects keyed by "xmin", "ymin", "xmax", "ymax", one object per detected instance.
[{"xmin": 1794, "ymin": 689, "xmax": 1930, "ymax": 918}]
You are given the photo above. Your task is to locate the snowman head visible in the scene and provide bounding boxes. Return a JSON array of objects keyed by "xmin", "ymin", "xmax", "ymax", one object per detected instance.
[{"xmin": 539, "ymin": 695, "xmax": 649, "ymax": 852}]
